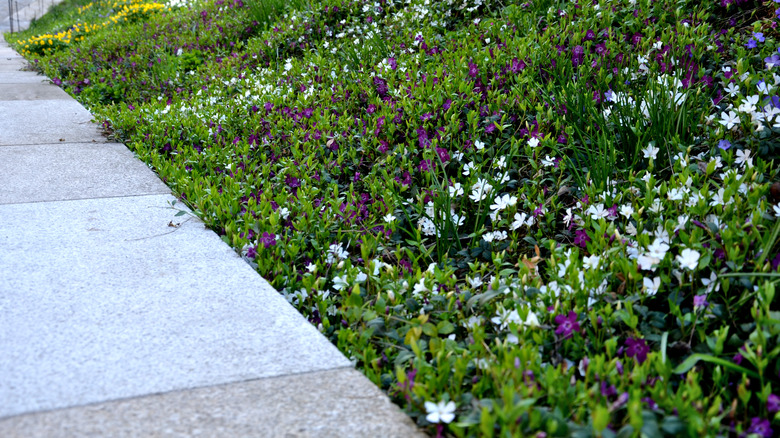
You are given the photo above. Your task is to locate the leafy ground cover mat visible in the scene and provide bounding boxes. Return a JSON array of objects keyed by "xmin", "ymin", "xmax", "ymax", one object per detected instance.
[{"xmin": 8, "ymin": 0, "xmax": 780, "ymax": 435}]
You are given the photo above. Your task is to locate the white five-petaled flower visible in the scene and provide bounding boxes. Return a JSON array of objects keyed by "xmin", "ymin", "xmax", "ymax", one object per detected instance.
[
  {"xmin": 462, "ymin": 161, "xmax": 476, "ymax": 176},
  {"xmin": 383, "ymin": 213, "xmax": 396, "ymax": 222},
  {"xmin": 490, "ymin": 193, "xmax": 518, "ymax": 211},
  {"xmin": 719, "ymin": 110, "xmax": 740, "ymax": 130},
  {"xmin": 642, "ymin": 143, "xmax": 659, "ymax": 160},
  {"xmin": 424, "ymin": 399, "xmax": 456, "ymax": 424},
  {"xmin": 583, "ymin": 254, "xmax": 600, "ymax": 270},
  {"xmin": 735, "ymin": 149, "xmax": 753, "ymax": 168},
  {"xmin": 474, "ymin": 139, "xmax": 485, "ymax": 150},
  {"xmin": 527, "ymin": 137, "xmax": 540, "ymax": 148},
  {"xmin": 677, "ymin": 248, "xmax": 701, "ymax": 270},
  {"xmin": 724, "ymin": 82, "xmax": 740, "ymax": 97},
  {"xmin": 643, "ymin": 276, "xmax": 661, "ymax": 296},
  {"xmin": 773, "ymin": 204, "xmax": 780, "ymax": 218}
]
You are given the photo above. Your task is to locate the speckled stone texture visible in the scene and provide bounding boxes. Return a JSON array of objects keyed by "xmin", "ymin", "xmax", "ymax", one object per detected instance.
[
  {"xmin": 0, "ymin": 194, "xmax": 351, "ymax": 418},
  {"xmin": 0, "ymin": 99, "xmax": 106, "ymax": 145},
  {"xmin": 0, "ymin": 368, "xmax": 426, "ymax": 438},
  {"xmin": 0, "ymin": 143, "xmax": 171, "ymax": 204},
  {"xmin": 0, "ymin": 82, "xmax": 70, "ymax": 99}
]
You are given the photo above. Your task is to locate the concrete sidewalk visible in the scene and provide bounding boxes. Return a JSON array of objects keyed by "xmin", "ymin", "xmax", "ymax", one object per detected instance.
[{"xmin": 0, "ymin": 36, "xmax": 423, "ymax": 437}]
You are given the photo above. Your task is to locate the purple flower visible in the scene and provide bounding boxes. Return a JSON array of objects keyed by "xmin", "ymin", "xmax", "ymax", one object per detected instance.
[
  {"xmin": 554, "ymin": 311, "xmax": 581, "ymax": 339},
  {"xmin": 624, "ymin": 337, "xmax": 650, "ymax": 364},
  {"xmin": 768, "ymin": 394, "xmax": 780, "ymax": 413},
  {"xmin": 468, "ymin": 61, "xmax": 479, "ymax": 78},
  {"xmin": 746, "ymin": 39, "xmax": 757, "ymax": 49},
  {"xmin": 435, "ymin": 147, "xmax": 450, "ymax": 162},
  {"xmin": 747, "ymin": 417, "xmax": 773, "ymax": 438},
  {"xmin": 718, "ymin": 140, "xmax": 731, "ymax": 150},
  {"xmin": 572, "ymin": 45, "xmax": 585, "ymax": 67},
  {"xmin": 574, "ymin": 229, "xmax": 591, "ymax": 248},
  {"xmin": 733, "ymin": 352, "xmax": 744, "ymax": 365},
  {"xmin": 260, "ymin": 232, "xmax": 277, "ymax": 248},
  {"xmin": 754, "ymin": 32, "xmax": 765, "ymax": 43},
  {"xmin": 693, "ymin": 294, "xmax": 709, "ymax": 309}
]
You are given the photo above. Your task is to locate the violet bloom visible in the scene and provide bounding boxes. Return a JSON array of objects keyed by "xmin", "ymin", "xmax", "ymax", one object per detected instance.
[
  {"xmin": 746, "ymin": 39, "xmax": 757, "ymax": 49},
  {"xmin": 554, "ymin": 311, "xmax": 581, "ymax": 339},
  {"xmin": 573, "ymin": 229, "xmax": 590, "ymax": 248},
  {"xmin": 260, "ymin": 232, "xmax": 277, "ymax": 248},
  {"xmin": 718, "ymin": 140, "xmax": 731, "ymax": 150},
  {"xmin": 468, "ymin": 61, "xmax": 479, "ymax": 78},
  {"xmin": 572, "ymin": 45, "xmax": 585, "ymax": 67},
  {"xmin": 747, "ymin": 417, "xmax": 773, "ymax": 438},
  {"xmin": 768, "ymin": 394, "xmax": 780, "ymax": 413},
  {"xmin": 693, "ymin": 294, "xmax": 709, "ymax": 310},
  {"xmin": 624, "ymin": 337, "xmax": 650, "ymax": 364}
]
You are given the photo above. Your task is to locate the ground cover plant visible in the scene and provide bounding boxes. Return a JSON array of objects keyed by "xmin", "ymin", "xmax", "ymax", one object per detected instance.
[{"xmin": 8, "ymin": 0, "xmax": 780, "ymax": 435}]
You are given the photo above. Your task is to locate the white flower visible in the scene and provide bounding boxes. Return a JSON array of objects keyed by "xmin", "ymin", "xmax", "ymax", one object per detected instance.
[
  {"xmin": 449, "ymin": 182, "xmax": 464, "ymax": 197},
  {"xmin": 413, "ymin": 278, "xmax": 429, "ymax": 297},
  {"xmin": 642, "ymin": 143, "xmax": 659, "ymax": 160},
  {"xmin": 326, "ymin": 243, "xmax": 349, "ymax": 264},
  {"xmin": 355, "ymin": 272, "xmax": 367, "ymax": 283},
  {"xmin": 467, "ymin": 276, "xmax": 483, "ymax": 288},
  {"xmin": 587, "ymin": 203, "xmax": 609, "ymax": 220},
  {"xmin": 332, "ymin": 275, "xmax": 349, "ymax": 290},
  {"xmin": 305, "ymin": 262, "xmax": 317, "ymax": 273},
  {"xmin": 469, "ymin": 178, "xmax": 493, "ymax": 202},
  {"xmin": 527, "ymin": 137, "xmax": 540, "ymax": 148},
  {"xmin": 735, "ymin": 149, "xmax": 753, "ymax": 168},
  {"xmin": 541, "ymin": 155, "xmax": 555, "ymax": 167},
  {"xmin": 511, "ymin": 212, "xmax": 533, "ymax": 230},
  {"xmin": 424, "ymin": 400, "xmax": 456, "ymax": 424},
  {"xmin": 647, "ymin": 238, "xmax": 670, "ymax": 259},
  {"xmin": 383, "ymin": 213, "xmax": 396, "ymax": 222},
  {"xmin": 490, "ymin": 193, "xmax": 518, "ymax": 211},
  {"xmin": 419, "ymin": 217, "xmax": 438, "ymax": 236},
  {"xmin": 667, "ymin": 187, "xmax": 685, "ymax": 201},
  {"xmin": 676, "ymin": 248, "xmax": 701, "ymax": 270},
  {"xmin": 643, "ymin": 277, "xmax": 661, "ymax": 296},
  {"xmin": 702, "ymin": 272, "xmax": 720, "ymax": 294},
  {"xmin": 462, "ymin": 161, "xmax": 476, "ymax": 176},
  {"xmin": 583, "ymin": 255, "xmax": 600, "ymax": 270},
  {"xmin": 719, "ymin": 110, "xmax": 740, "ymax": 130},
  {"xmin": 513, "ymin": 310, "xmax": 535, "ymax": 328},
  {"xmin": 619, "ymin": 204, "xmax": 634, "ymax": 218},
  {"xmin": 757, "ymin": 80, "xmax": 774, "ymax": 95},
  {"xmin": 773, "ymin": 204, "xmax": 780, "ymax": 218},
  {"xmin": 474, "ymin": 139, "xmax": 485, "ymax": 150},
  {"xmin": 724, "ymin": 82, "xmax": 740, "ymax": 97}
]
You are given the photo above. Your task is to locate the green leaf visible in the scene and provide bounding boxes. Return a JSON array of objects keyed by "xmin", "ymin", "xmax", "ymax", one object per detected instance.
[{"xmin": 672, "ymin": 353, "xmax": 759, "ymax": 378}]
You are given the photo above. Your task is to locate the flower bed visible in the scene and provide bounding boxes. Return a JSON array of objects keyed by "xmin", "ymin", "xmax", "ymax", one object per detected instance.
[{"xmin": 8, "ymin": 0, "xmax": 780, "ymax": 435}]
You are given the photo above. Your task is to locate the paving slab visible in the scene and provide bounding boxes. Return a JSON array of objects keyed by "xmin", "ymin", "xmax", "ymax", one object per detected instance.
[
  {"xmin": 0, "ymin": 99, "xmax": 106, "ymax": 144},
  {"xmin": 0, "ymin": 70, "xmax": 49, "ymax": 83},
  {"xmin": 0, "ymin": 82, "xmax": 69, "ymax": 99},
  {"xmin": 0, "ymin": 58, "xmax": 28, "ymax": 71},
  {"xmin": 0, "ymin": 143, "xmax": 170, "ymax": 204},
  {"xmin": 0, "ymin": 194, "xmax": 351, "ymax": 418},
  {"xmin": 0, "ymin": 368, "xmax": 425, "ymax": 438}
]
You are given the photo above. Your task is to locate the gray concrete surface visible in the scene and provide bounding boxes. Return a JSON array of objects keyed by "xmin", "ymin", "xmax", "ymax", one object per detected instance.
[
  {"xmin": 0, "ymin": 143, "xmax": 170, "ymax": 203},
  {"xmin": 0, "ymin": 82, "xmax": 69, "ymax": 99},
  {"xmin": 0, "ymin": 194, "xmax": 351, "ymax": 418},
  {"xmin": 1, "ymin": 0, "xmax": 62, "ymax": 34},
  {"xmin": 0, "ymin": 368, "xmax": 425, "ymax": 438},
  {"xmin": 0, "ymin": 33, "xmax": 423, "ymax": 437},
  {"xmin": 0, "ymin": 99, "xmax": 106, "ymax": 145}
]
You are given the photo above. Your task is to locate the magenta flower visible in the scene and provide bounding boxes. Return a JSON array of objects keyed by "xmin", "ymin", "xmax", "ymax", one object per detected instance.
[
  {"xmin": 624, "ymin": 337, "xmax": 649, "ymax": 363},
  {"xmin": 260, "ymin": 232, "xmax": 277, "ymax": 248},
  {"xmin": 747, "ymin": 417, "xmax": 773, "ymax": 438},
  {"xmin": 554, "ymin": 311, "xmax": 581, "ymax": 339},
  {"xmin": 768, "ymin": 394, "xmax": 780, "ymax": 413}
]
